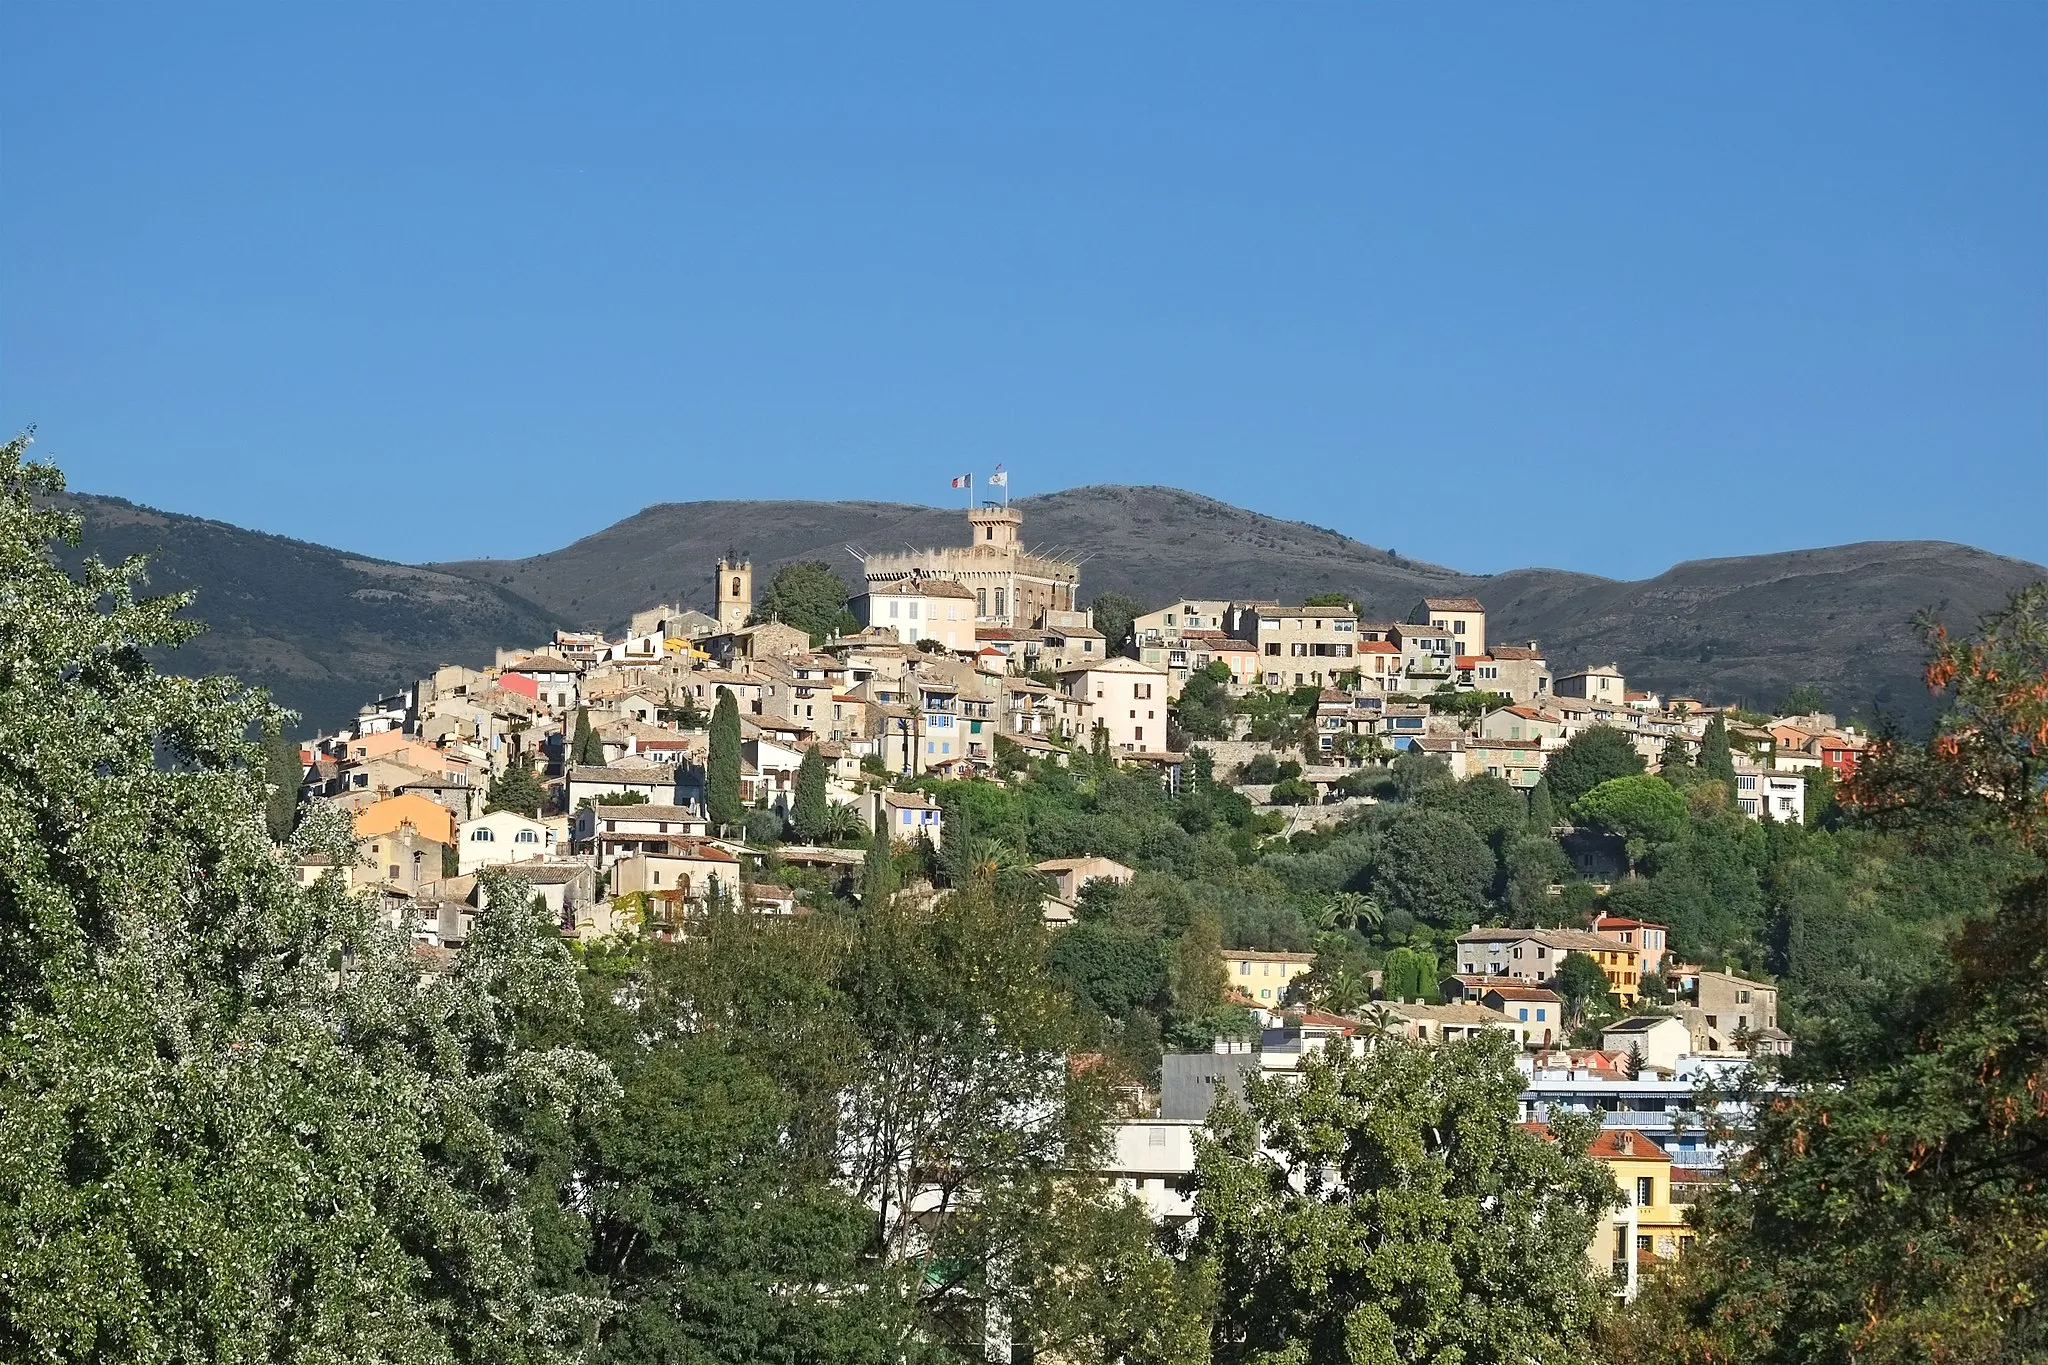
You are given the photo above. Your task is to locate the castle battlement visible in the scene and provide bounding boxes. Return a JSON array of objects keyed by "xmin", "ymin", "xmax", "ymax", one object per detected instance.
[{"xmin": 853, "ymin": 505, "xmax": 1081, "ymax": 629}]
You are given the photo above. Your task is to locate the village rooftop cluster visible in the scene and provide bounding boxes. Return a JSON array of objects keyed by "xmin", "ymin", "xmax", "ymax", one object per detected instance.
[{"xmin": 294, "ymin": 500, "xmax": 1870, "ymax": 1297}]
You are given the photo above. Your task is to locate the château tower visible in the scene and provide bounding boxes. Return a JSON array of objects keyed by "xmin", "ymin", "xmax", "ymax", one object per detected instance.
[{"xmin": 715, "ymin": 555, "xmax": 753, "ymax": 632}]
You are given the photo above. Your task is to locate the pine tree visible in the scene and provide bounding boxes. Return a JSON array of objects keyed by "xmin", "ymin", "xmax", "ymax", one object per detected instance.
[
  {"xmin": 791, "ymin": 744, "xmax": 830, "ymax": 843},
  {"xmin": 1698, "ymin": 713, "xmax": 1737, "ymax": 787},
  {"xmin": 860, "ymin": 809, "xmax": 898, "ymax": 907},
  {"xmin": 706, "ymin": 687, "xmax": 743, "ymax": 832}
]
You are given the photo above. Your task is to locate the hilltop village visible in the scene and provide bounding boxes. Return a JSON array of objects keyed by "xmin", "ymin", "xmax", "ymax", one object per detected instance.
[{"xmin": 299, "ymin": 500, "xmax": 1873, "ymax": 1297}]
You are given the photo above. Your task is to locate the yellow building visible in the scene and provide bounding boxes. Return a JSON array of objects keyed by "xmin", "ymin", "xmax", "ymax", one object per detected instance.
[
  {"xmin": 1581, "ymin": 1128, "xmax": 1689, "ymax": 1297},
  {"xmin": 353, "ymin": 792, "xmax": 456, "ymax": 848},
  {"xmin": 1222, "ymin": 948, "xmax": 1316, "ymax": 1006}
]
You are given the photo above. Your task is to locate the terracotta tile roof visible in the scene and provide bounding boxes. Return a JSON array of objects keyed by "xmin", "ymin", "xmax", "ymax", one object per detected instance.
[
  {"xmin": 1488, "ymin": 645, "xmax": 1543, "ymax": 661},
  {"xmin": 1423, "ymin": 597, "xmax": 1486, "ymax": 612},
  {"xmin": 510, "ymin": 654, "xmax": 581, "ymax": 673}
]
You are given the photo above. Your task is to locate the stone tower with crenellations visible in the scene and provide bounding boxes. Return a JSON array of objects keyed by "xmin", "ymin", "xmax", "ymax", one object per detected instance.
[
  {"xmin": 715, "ymin": 555, "xmax": 753, "ymax": 632},
  {"xmin": 854, "ymin": 503, "xmax": 1086, "ymax": 630}
]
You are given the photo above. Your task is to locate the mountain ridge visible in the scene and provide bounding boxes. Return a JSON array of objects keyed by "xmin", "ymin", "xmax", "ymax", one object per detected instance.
[{"xmin": 55, "ymin": 484, "xmax": 2045, "ymax": 734}]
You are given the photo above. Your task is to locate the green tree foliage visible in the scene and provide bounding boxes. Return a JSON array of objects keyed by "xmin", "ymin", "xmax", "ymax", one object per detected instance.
[
  {"xmin": 859, "ymin": 809, "xmax": 898, "ymax": 907},
  {"xmin": 1608, "ymin": 587, "xmax": 2048, "ymax": 1365},
  {"xmin": 1268, "ymin": 776, "xmax": 1316, "ymax": 806},
  {"xmin": 1089, "ymin": 592, "xmax": 1145, "ymax": 653},
  {"xmin": 1527, "ymin": 775, "xmax": 1558, "ymax": 831},
  {"xmin": 571, "ymin": 704, "xmax": 604, "ymax": 765},
  {"xmin": 1170, "ymin": 906, "xmax": 1228, "ymax": 1019},
  {"xmin": 1049, "ymin": 923, "xmax": 1169, "ymax": 1020},
  {"xmin": 1504, "ymin": 834, "xmax": 1572, "ymax": 923},
  {"xmin": 1782, "ymin": 682, "xmax": 1825, "ymax": 715},
  {"xmin": 1195, "ymin": 1032, "xmax": 1616, "ymax": 1363},
  {"xmin": 757, "ymin": 560, "xmax": 857, "ymax": 644},
  {"xmin": 1175, "ymin": 659, "xmax": 1233, "ymax": 741},
  {"xmin": 1697, "ymin": 712, "xmax": 1737, "ymax": 787},
  {"xmin": 1390, "ymin": 750, "xmax": 1455, "ymax": 800},
  {"xmin": 1573, "ymin": 774, "xmax": 1689, "ymax": 869},
  {"xmin": 1381, "ymin": 945, "xmax": 1440, "ymax": 1002},
  {"xmin": 791, "ymin": 743, "xmax": 831, "ymax": 843},
  {"xmin": 1375, "ymin": 808, "xmax": 1494, "ymax": 927},
  {"xmin": 1551, "ymin": 951, "xmax": 1616, "ymax": 1021},
  {"xmin": 261, "ymin": 721, "xmax": 303, "ymax": 842},
  {"xmin": 0, "ymin": 435, "xmax": 608, "ymax": 1363},
  {"xmin": 706, "ymin": 686, "xmax": 743, "ymax": 831},
  {"xmin": 743, "ymin": 806, "xmax": 786, "ymax": 845},
  {"xmin": 1543, "ymin": 724, "xmax": 1645, "ymax": 805},
  {"xmin": 488, "ymin": 747, "xmax": 549, "ymax": 816},
  {"xmin": 525, "ymin": 891, "xmax": 1187, "ymax": 1363},
  {"xmin": 1299, "ymin": 593, "xmax": 1357, "ymax": 611},
  {"xmin": 1418, "ymin": 771, "xmax": 1526, "ymax": 846}
]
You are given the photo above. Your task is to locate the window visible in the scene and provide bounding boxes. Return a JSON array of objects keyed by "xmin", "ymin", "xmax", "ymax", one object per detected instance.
[
  {"xmin": 908, "ymin": 601, "xmax": 920, "ymax": 620},
  {"xmin": 1240, "ymin": 962, "xmax": 1251, "ymax": 975},
  {"xmin": 888, "ymin": 601, "xmax": 899, "ymax": 620},
  {"xmin": 1738, "ymin": 989, "xmax": 1751, "ymax": 1004},
  {"xmin": 976, "ymin": 588, "xmax": 988, "ymax": 616},
  {"xmin": 1637, "ymin": 1176, "xmax": 1655, "ymax": 1207},
  {"xmin": 1519, "ymin": 1008, "xmax": 1529, "ymax": 1021},
  {"xmin": 1637, "ymin": 1235, "xmax": 1654, "ymax": 1255},
  {"xmin": 471, "ymin": 828, "xmax": 495, "ymax": 842},
  {"xmin": 1134, "ymin": 682, "xmax": 1153, "ymax": 699},
  {"xmin": 1536, "ymin": 1007, "xmax": 1546, "ymax": 1021},
  {"xmin": 994, "ymin": 589, "xmax": 1006, "ymax": 616}
]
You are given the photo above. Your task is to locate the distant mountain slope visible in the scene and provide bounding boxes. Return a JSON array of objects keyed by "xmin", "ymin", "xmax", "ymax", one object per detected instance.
[
  {"xmin": 56, "ymin": 493, "xmax": 564, "ymax": 733},
  {"xmin": 434, "ymin": 486, "xmax": 1474, "ymax": 626},
  {"xmin": 441, "ymin": 491, "xmax": 2042, "ymax": 728},
  {"xmin": 1477, "ymin": 542, "xmax": 2045, "ymax": 724},
  {"xmin": 57, "ymin": 485, "xmax": 2042, "ymax": 736}
]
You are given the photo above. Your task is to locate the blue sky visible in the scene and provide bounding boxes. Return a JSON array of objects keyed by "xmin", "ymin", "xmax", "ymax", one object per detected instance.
[{"xmin": 3, "ymin": 4, "xmax": 2043, "ymax": 578}]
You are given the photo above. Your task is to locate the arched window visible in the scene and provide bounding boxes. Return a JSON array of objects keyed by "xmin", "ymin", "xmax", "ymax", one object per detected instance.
[
  {"xmin": 731, "ymin": 576, "xmax": 742, "ymax": 596},
  {"xmin": 515, "ymin": 830, "xmax": 539, "ymax": 843},
  {"xmin": 471, "ymin": 828, "xmax": 495, "ymax": 842}
]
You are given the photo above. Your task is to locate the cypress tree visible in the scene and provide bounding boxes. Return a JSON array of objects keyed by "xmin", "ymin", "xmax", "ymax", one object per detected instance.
[
  {"xmin": 860, "ymin": 808, "xmax": 898, "ymax": 907},
  {"xmin": 791, "ymin": 744, "xmax": 830, "ymax": 843},
  {"xmin": 1526, "ymin": 776, "xmax": 1557, "ymax": 833},
  {"xmin": 706, "ymin": 687, "xmax": 743, "ymax": 832},
  {"xmin": 1699, "ymin": 713, "xmax": 1737, "ymax": 787},
  {"xmin": 570, "ymin": 705, "xmax": 603, "ymax": 766},
  {"xmin": 261, "ymin": 723, "xmax": 303, "ymax": 844}
]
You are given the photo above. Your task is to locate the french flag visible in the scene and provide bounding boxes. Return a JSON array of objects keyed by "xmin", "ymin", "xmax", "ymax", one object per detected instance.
[{"xmin": 951, "ymin": 474, "xmax": 971, "ymax": 488}]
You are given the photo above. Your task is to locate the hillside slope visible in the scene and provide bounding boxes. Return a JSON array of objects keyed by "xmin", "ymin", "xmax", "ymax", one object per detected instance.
[
  {"xmin": 441, "ymin": 491, "xmax": 2042, "ymax": 727},
  {"xmin": 434, "ymin": 486, "xmax": 1475, "ymax": 626},
  {"xmin": 57, "ymin": 485, "xmax": 2043, "ymax": 735},
  {"xmin": 1477, "ymin": 542, "xmax": 2045, "ymax": 723},
  {"xmin": 55, "ymin": 493, "xmax": 564, "ymax": 733}
]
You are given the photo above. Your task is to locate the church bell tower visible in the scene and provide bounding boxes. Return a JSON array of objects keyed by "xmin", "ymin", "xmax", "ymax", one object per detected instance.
[{"xmin": 715, "ymin": 555, "xmax": 753, "ymax": 632}]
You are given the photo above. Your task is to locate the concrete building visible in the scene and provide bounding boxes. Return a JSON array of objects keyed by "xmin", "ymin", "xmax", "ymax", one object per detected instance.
[
  {"xmin": 852, "ymin": 576, "xmax": 980, "ymax": 651},
  {"xmin": 1058, "ymin": 657, "xmax": 1170, "ymax": 752},
  {"xmin": 1412, "ymin": 596, "xmax": 1488, "ymax": 659}
]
